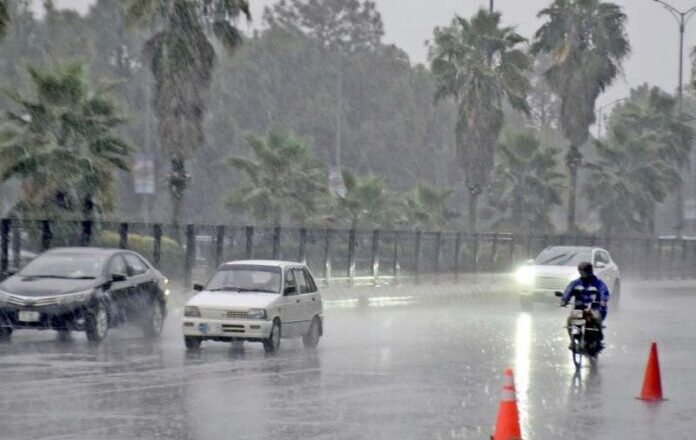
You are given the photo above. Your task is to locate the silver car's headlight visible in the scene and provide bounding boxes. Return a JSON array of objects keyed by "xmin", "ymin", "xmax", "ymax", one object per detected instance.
[
  {"xmin": 57, "ymin": 289, "xmax": 95, "ymax": 305},
  {"xmin": 247, "ymin": 308, "xmax": 267, "ymax": 320},
  {"xmin": 184, "ymin": 306, "xmax": 201, "ymax": 317},
  {"xmin": 514, "ymin": 266, "xmax": 535, "ymax": 286}
]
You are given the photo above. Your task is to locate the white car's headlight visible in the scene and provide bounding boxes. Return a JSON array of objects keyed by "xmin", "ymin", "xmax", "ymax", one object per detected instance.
[
  {"xmin": 184, "ymin": 306, "xmax": 201, "ymax": 317},
  {"xmin": 57, "ymin": 289, "xmax": 95, "ymax": 305},
  {"xmin": 514, "ymin": 266, "xmax": 535, "ymax": 286},
  {"xmin": 247, "ymin": 308, "xmax": 267, "ymax": 320}
]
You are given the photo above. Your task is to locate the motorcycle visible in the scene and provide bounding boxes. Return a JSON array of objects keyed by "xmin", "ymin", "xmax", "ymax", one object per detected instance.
[{"xmin": 555, "ymin": 291, "xmax": 603, "ymax": 369}]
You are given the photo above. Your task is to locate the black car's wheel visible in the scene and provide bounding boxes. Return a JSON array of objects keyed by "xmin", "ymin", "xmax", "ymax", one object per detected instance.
[
  {"xmin": 85, "ymin": 303, "xmax": 109, "ymax": 343},
  {"xmin": 141, "ymin": 299, "xmax": 165, "ymax": 338},
  {"xmin": 263, "ymin": 319, "xmax": 281, "ymax": 354},
  {"xmin": 184, "ymin": 336, "xmax": 202, "ymax": 350},
  {"xmin": 0, "ymin": 327, "xmax": 12, "ymax": 342},
  {"xmin": 302, "ymin": 317, "xmax": 321, "ymax": 349}
]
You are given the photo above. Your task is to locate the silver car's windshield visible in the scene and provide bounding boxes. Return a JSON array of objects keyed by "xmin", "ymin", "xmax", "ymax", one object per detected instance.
[
  {"xmin": 19, "ymin": 253, "xmax": 108, "ymax": 279},
  {"xmin": 206, "ymin": 265, "xmax": 281, "ymax": 293},
  {"xmin": 535, "ymin": 249, "xmax": 592, "ymax": 266}
]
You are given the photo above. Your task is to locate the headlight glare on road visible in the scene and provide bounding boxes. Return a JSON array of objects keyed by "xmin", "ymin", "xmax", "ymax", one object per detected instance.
[
  {"xmin": 247, "ymin": 308, "xmax": 266, "ymax": 320},
  {"xmin": 514, "ymin": 266, "xmax": 535, "ymax": 286},
  {"xmin": 184, "ymin": 306, "xmax": 201, "ymax": 317}
]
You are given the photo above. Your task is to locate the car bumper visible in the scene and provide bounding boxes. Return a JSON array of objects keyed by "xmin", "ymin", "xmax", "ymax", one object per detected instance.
[
  {"xmin": 0, "ymin": 304, "xmax": 89, "ymax": 330},
  {"xmin": 182, "ymin": 318, "xmax": 273, "ymax": 340}
]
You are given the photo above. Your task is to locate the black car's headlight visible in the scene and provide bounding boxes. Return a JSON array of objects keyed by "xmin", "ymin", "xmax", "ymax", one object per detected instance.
[
  {"xmin": 57, "ymin": 289, "xmax": 95, "ymax": 305},
  {"xmin": 184, "ymin": 306, "xmax": 201, "ymax": 317},
  {"xmin": 247, "ymin": 308, "xmax": 267, "ymax": 320}
]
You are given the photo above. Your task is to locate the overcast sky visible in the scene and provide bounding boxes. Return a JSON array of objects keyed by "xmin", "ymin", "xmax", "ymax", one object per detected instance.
[{"xmin": 52, "ymin": 0, "xmax": 696, "ymax": 108}]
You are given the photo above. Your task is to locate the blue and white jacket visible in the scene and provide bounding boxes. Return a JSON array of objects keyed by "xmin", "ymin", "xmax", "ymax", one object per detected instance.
[{"xmin": 561, "ymin": 276, "xmax": 610, "ymax": 320}]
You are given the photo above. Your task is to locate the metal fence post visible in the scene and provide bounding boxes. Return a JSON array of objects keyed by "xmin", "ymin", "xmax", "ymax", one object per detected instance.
[
  {"xmin": 392, "ymin": 231, "xmax": 400, "ymax": 279},
  {"xmin": 525, "ymin": 234, "xmax": 532, "ymax": 259},
  {"xmin": 490, "ymin": 233, "xmax": 499, "ymax": 272},
  {"xmin": 11, "ymin": 222, "xmax": 21, "ymax": 269},
  {"xmin": 41, "ymin": 220, "xmax": 53, "ymax": 252},
  {"xmin": 414, "ymin": 230, "xmax": 422, "ymax": 283},
  {"xmin": 644, "ymin": 239, "xmax": 652, "ymax": 279},
  {"xmin": 681, "ymin": 239, "xmax": 688, "ymax": 279},
  {"xmin": 434, "ymin": 231, "xmax": 442, "ymax": 280},
  {"xmin": 508, "ymin": 235, "xmax": 516, "ymax": 268},
  {"xmin": 454, "ymin": 232, "xmax": 462, "ymax": 281},
  {"xmin": 656, "ymin": 239, "xmax": 664, "ymax": 279},
  {"xmin": 245, "ymin": 226, "xmax": 254, "ymax": 259},
  {"xmin": 80, "ymin": 220, "xmax": 92, "ymax": 246},
  {"xmin": 272, "ymin": 226, "xmax": 281, "ymax": 260},
  {"xmin": 118, "ymin": 223, "xmax": 129, "ymax": 249},
  {"xmin": 0, "ymin": 219, "xmax": 9, "ymax": 275},
  {"xmin": 298, "ymin": 228, "xmax": 307, "ymax": 263},
  {"xmin": 472, "ymin": 233, "xmax": 480, "ymax": 273},
  {"xmin": 153, "ymin": 224, "xmax": 162, "ymax": 269},
  {"xmin": 347, "ymin": 229, "xmax": 356, "ymax": 284},
  {"xmin": 323, "ymin": 229, "xmax": 333, "ymax": 285},
  {"xmin": 215, "ymin": 225, "xmax": 225, "ymax": 268},
  {"xmin": 669, "ymin": 239, "xmax": 677, "ymax": 278},
  {"xmin": 371, "ymin": 229, "xmax": 380, "ymax": 284},
  {"xmin": 184, "ymin": 225, "xmax": 195, "ymax": 287}
]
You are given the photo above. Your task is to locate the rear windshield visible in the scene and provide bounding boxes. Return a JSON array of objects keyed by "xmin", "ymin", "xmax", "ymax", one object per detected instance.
[
  {"xmin": 206, "ymin": 265, "xmax": 282, "ymax": 294},
  {"xmin": 535, "ymin": 249, "xmax": 592, "ymax": 267}
]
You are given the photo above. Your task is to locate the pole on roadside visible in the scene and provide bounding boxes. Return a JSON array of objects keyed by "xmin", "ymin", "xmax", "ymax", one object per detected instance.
[{"xmin": 490, "ymin": 0, "xmax": 494, "ymax": 12}]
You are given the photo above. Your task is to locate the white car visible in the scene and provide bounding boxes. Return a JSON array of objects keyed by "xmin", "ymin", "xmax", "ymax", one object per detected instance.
[
  {"xmin": 515, "ymin": 246, "xmax": 621, "ymax": 308},
  {"xmin": 182, "ymin": 260, "xmax": 323, "ymax": 353}
]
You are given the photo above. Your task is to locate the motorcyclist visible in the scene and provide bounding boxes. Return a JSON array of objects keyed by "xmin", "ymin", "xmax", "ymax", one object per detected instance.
[{"xmin": 560, "ymin": 262, "xmax": 609, "ymax": 349}]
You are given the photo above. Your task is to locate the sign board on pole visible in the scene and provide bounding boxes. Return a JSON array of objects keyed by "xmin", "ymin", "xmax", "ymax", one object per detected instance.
[{"xmin": 133, "ymin": 154, "xmax": 155, "ymax": 195}]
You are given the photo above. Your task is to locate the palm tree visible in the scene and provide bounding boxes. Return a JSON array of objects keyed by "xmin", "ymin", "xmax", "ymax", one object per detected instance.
[
  {"xmin": 532, "ymin": 0, "xmax": 630, "ymax": 232},
  {"xmin": 0, "ymin": 62, "xmax": 131, "ymax": 220},
  {"xmin": 0, "ymin": 0, "xmax": 8, "ymax": 39},
  {"xmin": 403, "ymin": 183, "xmax": 455, "ymax": 231},
  {"xmin": 430, "ymin": 9, "xmax": 531, "ymax": 233},
  {"xmin": 126, "ymin": 0, "xmax": 250, "ymax": 230},
  {"xmin": 607, "ymin": 85, "xmax": 693, "ymax": 233},
  {"xmin": 489, "ymin": 131, "xmax": 564, "ymax": 234},
  {"xmin": 585, "ymin": 130, "xmax": 679, "ymax": 236},
  {"xmin": 227, "ymin": 131, "xmax": 327, "ymax": 226},
  {"xmin": 335, "ymin": 170, "xmax": 402, "ymax": 230}
]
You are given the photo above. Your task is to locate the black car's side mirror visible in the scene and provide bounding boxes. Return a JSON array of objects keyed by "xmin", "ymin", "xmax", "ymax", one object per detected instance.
[
  {"xmin": 112, "ymin": 273, "xmax": 127, "ymax": 282},
  {"xmin": 554, "ymin": 291, "xmax": 564, "ymax": 297},
  {"xmin": 284, "ymin": 286, "xmax": 296, "ymax": 295},
  {"xmin": 193, "ymin": 283, "xmax": 204, "ymax": 292}
]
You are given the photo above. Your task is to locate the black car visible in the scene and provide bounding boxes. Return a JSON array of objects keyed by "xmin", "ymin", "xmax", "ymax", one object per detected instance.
[{"xmin": 0, "ymin": 247, "xmax": 168, "ymax": 343}]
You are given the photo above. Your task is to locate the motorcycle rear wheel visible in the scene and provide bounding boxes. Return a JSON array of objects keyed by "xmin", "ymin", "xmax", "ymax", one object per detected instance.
[{"xmin": 571, "ymin": 336, "xmax": 582, "ymax": 369}]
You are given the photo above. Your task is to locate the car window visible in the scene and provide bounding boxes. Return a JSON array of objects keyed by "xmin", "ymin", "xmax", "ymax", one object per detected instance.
[
  {"xmin": 109, "ymin": 255, "xmax": 128, "ymax": 276},
  {"xmin": 595, "ymin": 251, "xmax": 610, "ymax": 265},
  {"xmin": 295, "ymin": 269, "xmax": 310, "ymax": 294},
  {"xmin": 284, "ymin": 269, "xmax": 297, "ymax": 295},
  {"xmin": 124, "ymin": 254, "xmax": 148, "ymax": 276},
  {"xmin": 303, "ymin": 269, "xmax": 318, "ymax": 293}
]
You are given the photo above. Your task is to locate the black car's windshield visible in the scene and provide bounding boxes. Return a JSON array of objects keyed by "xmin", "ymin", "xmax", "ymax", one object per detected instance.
[
  {"xmin": 206, "ymin": 265, "xmax": 281, "ymax": 293},
  {"xmin": 19, "ymin": 253, "xmax": 108, "ymax": 279},
  {"xmin": 535, "ymin": 249, "xmax": 592, "ymax": 266}
]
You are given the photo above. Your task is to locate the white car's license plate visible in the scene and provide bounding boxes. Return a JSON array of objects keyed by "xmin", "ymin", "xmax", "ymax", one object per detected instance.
[
  {"xmin": 18, "ymin": 311, "xmax": 40, "ymax": 322},
  {"xmin": 199, "ymin": 323, "xmax": 222, "ymax": 335}
]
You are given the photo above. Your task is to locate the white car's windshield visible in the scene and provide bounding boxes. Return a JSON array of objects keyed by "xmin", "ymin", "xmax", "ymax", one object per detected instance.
[
  {"xmin": 535, "ymin": 249, "xmax": 592, "ymax": 266},
  {"xmin": 206, "ymin": 265, "xmax": 281, "ymax": 293}
]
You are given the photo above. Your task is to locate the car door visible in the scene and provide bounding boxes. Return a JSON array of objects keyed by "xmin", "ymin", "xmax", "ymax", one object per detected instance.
[
  {"xmin": 106, "ymin": 254, "xmax": 130, "ymax": 322},
  {"xmin": 293, "ymin": 268, "xmax": 314, "ymax": 335},
  {"xmin": 302, "ymin": 267, "xmax": 322, "ymax": 320},
  {"xmin": 278, "ymin": 268, "xmax": 302, "ymax": 338},
  {"xmin": 123, "ymin": 253, "xmax": 153, "ymax": 313}
]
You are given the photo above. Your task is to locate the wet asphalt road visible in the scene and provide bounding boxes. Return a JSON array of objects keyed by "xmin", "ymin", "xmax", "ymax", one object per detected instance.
[{"xmin": 0, "ymin": 281, "xmax": 694, "ymax": 440}]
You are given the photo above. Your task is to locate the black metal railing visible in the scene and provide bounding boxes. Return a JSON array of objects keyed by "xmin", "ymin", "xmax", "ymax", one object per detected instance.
[{"xmin": 1, "ymin": 218, "xmax": 695, "ymax": 285}]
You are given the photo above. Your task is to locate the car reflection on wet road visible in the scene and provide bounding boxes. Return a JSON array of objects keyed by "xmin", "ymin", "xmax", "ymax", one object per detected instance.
[{"xmin": 0, "ymin": 281, "xmax": 693, "ymax": 439}]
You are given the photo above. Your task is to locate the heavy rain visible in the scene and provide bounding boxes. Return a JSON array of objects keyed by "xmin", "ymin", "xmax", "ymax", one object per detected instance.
[{"xmin": 0, "ymin": 0, "xmax": 695, "ymax": 439}]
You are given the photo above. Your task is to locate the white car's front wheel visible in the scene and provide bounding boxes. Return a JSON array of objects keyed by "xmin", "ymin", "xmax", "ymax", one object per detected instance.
[{"xmin": 263, "ymin": 320, "xmax": 281, "ymax": 354}]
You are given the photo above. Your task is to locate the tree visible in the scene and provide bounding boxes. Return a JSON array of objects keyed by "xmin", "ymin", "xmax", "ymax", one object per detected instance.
[
  {"xmin": 605, "ymin": 85, "xmax": 693, "ymax": 233},
  {"xmin": 585, "ymin": 131, "xmax": 679, "ymax": 236},
  {"xmin": 227, "ymin": 131, "xmax": 328, "ymax": 226},
  {"xmin": 0, "ymin": 63, "xmax": 131, "ymax": 220},
  {"xmin": 0, "ymin": 0, "xmax": 8, "ymax": 39},
  {"xmin": 126, "ymin": 0, "xmax": 250, "ymax": 231},
  {"xmin": 532, "ymin": 0, "xmax": 630, "ymax": 232},
  {"xmin": 403, "ymin": 183, "xmax": 455, "ymax": 230},
  {"xmin": 335, "ymin": 170, "xmax": 401, "ymax": 229},
  {"xmin": 430, "ymin": 9, "xmax": 531, "ymax": 233},
  {"xmin": 489, "ymin": 131, "xmax": 564, "ymax": 234}
]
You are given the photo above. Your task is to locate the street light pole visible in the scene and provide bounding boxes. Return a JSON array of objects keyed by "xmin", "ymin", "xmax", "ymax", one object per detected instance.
[
  {"xmin": 651, "ymin": 0, "xmax": 696, "ymax": 113},
  {"xmin": 490, "ymin": 0, "xmax": 494, "ymax": 12}
]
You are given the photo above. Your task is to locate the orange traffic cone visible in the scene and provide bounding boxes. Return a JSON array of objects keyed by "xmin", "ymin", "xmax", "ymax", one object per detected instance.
[
  {"xmin": 491, "ymin": 368, "xmax": 522, "ymax": 440},
  {"xmin": 638, "ymin": 342, "xmax": 665, "ymax": 402}
]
